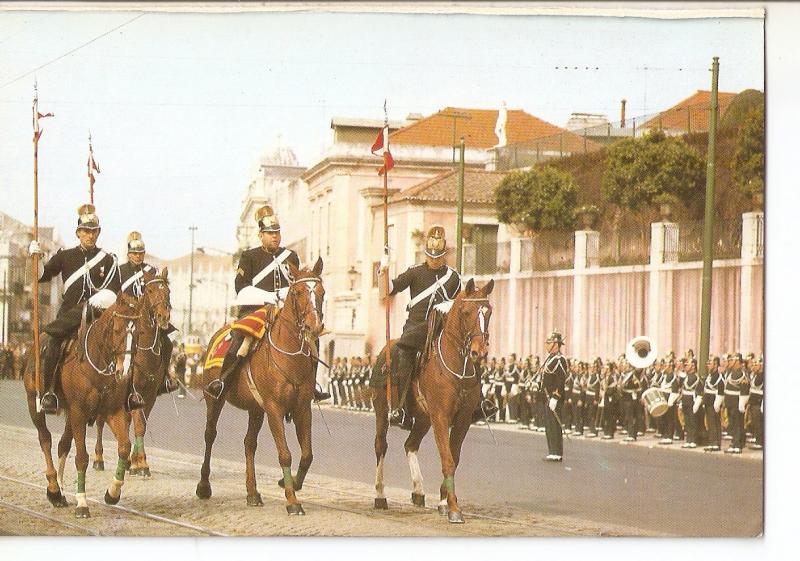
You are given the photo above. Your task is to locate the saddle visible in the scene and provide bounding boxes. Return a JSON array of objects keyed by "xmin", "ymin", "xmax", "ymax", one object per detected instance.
[
  {"xmin": 203, "ymin": 305, "xmax": 278, "ymax": 371},
  {"xmin": 422, "ymin": 308, "xmax": 446, "ymax": 365}
]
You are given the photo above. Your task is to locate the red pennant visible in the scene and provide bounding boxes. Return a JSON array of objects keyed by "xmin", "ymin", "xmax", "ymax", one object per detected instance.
[{"xmin": 37, "ymin": 112, "xmax": 54, "ymax": 119}]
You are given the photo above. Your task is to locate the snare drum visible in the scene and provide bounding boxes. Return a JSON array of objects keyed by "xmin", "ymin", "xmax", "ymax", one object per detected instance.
[{"xmin": 642, "ymin": 387, "xmax": 669, "ymax": 418}]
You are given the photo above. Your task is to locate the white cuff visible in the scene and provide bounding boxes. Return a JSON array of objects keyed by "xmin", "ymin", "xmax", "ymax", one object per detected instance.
[
  {"xmin": 713, "ymin": 394, "xmax": 723, "ymax": 412},
  {"xmin": 235, "ymin": 286, "xmax": 277, "ymax": 306},
  {"xmin": 433, "ymin": 300, "xmax": 453, "ymax": 314},
  {"xmin": 548, "ymin": 397, "xmax": 557, "ymax": 411},
  {"xmin": 88, "ymin": 289, "xmax": 117, "ymax": 310}
]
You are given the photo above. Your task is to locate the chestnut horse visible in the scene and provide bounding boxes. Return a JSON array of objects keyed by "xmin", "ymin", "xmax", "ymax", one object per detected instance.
[
  {"xmin": 93, "ymin": 269, "xmax": 172, "ymax": 477},
  {"xmin": 196, "ymin": 258, "xmax": 325, "ymax": 515},
  {"xmin": 24, "ymin": 292, "xmax": 143, "ymax": 518},
  {"xmin": 372, "ymin": 278, "xmax": 494, "ymax": 523}
]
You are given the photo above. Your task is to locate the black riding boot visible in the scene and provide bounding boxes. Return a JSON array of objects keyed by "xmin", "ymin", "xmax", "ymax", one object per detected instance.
[
  {"xmin": 310, "ymin": 357, "xmax": 331, "ymax": 402},
  {"xmin": 40, "ymin": 338, "xmax": 62, "ymax": 414},
  {"xmin": 472, "ymin": 396, "xmax": 499, "ymax": 424},
  {"xmin": 205, "ymin": 348, "xmax": 243, "ymax": 400},
  {"xmin": 389, "ymin": 348, "xmax": 415, "ymax": 430}
]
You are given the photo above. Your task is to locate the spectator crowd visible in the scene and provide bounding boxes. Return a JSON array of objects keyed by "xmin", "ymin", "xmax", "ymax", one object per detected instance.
[{"xmin": 0, "ymin": 343, "xmax": 30, "ymax": 380}]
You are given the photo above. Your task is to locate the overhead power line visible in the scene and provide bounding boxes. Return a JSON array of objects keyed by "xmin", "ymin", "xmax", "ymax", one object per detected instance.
[{"xmin": 0, "ymin": 12, "xmax": 146, "ymax": 90}]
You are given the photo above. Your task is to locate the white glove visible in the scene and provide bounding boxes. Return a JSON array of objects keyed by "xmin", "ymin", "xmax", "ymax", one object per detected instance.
[
  {"xmin": 88, "ymin": 289, "xmax": 117, "ymax": 310},
  {"xmin": 549, "ymin": 397, "xmax": 557, "ymax": 412},
  {"xmin": 738, "ymin": 394, "xmax": 749, "ymax": 414},
  {"xmin": 510, "ymin": 384, "xmax": 519, "ymax": 397},
  {"xmin": 693, "ymin": 395, "xmax": 702, "ymax": 414},
  {"xmin": 713, "ymin": 394, "xmax": 723, "ymax": 413},
  {"xmin": 379, "ymin": 253, "xmax": 389, "ymax": 270},
  {"xmin": 433, "ymin": 300, "xmax": 454, "ymax": 314},
  {"xmin": 667, "ymin": 392, "xmax": 679, "ymax": 407},
  {"xmin": 235, "ymin": 286, "xmax": 277, "ymax": 306},
  {"xmin": 277, "ymin": 287, "xmax": 290, "ymax": 302},
  {"xmin": 28, "ymin": 240, "xmax": 43, "ymax": 256}
]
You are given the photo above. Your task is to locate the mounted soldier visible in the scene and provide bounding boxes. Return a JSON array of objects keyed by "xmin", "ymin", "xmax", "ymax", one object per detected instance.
[
  {"xmin": 29, "ymin": 204, "xmax": 143, "ymax": 414},
  {"xmin": 118, "ymin": 231, "xmax": 178, "ymax": 393},
  {"xmin": 376, "ymin": 225, "xmax": 496, "ymax": 429},
  {"xmin": 204, "ymin": 205, "xmax": 330, "ymax": 402}
]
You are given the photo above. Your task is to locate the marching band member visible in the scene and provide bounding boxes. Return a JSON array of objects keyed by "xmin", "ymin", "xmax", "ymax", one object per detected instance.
[
  {"xmin": 658, "ymin": 360, "xmax": 681, "ymax": 445},
  {"xmin": 571, "ymin": 362, "xmax": 586, "ymax": 436},
  {"xmin": 680, "ymin": 359, "xmax": 702, "ymax": 448},
  {"xmin": 703, "ymin": 355, "xmax": 725, "ymax": 452},
  {"xmin": 748, "ymin": 356, "xmax": 764, "ymax": 450},
  {"xmin": 541, "ymin": 331, "xmax": 567, "ymax": 461},
  {"xmin": 29, "ymin": 204, "xmax": 138, "ymax": 414},
  {"xmin": 583, "ymin": 359, "xmax": 602, "ymax": 438},
  {"xmin": 601, "ymin": 362, "xmax": 619, "ymax": 439},
  {"xmin": 620, "ymin": 361, "xmax": 644, "ymax": 442},
  {"xmin": 204, "ymin": 205, "xmax": 330, "ymax": 402},
  {"xmin": 724, "ymin": 353, "xmax": 750, "ymax": 454},
  {"xmin": 493, "ymin": 358, "xmax": 506, "ymax": 422}
]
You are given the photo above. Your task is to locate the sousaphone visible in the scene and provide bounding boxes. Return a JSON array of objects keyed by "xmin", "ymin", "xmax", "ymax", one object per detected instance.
[{"xmin": 625, "ymin": 336, "xmax": 657, "ymax": 369}]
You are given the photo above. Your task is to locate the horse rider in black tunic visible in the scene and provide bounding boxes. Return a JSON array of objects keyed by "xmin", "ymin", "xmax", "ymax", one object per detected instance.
[
  {"xmin": 204, "ymin": 205, "xmax": 330, "ymax": 402},
  {"xmin": 118, "ymin": 231, "xmax": 178, "ymax": 394},
  {"xmin": 29, "ymin": 204, "xmax": 143, "ymax": 414},
  {"xmin": 377, "ymin": 226, "xmax": 498, "ymax": 429},
  {"xmin": 541, "ymin": 330, "xmax": 567, "ymax": 461}
]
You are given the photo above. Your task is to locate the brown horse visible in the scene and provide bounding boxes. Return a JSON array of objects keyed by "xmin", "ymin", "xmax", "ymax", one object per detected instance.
[
  {"xmin": 372, "ymin": 278, "xmax": 494, "ymax": 523},
  {"xmin": 93, "ymin": 269, "xmax": 172, "ymax": 477},
  {"xmin": 24, "ymin": 291, "xmax": 143, "ymax": 517},
  {"xmin": 196, "ymin": 258, "xmax": 325, "ymax": 515}
]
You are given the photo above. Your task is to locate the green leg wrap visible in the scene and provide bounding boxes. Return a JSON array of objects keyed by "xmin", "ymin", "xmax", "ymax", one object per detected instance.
[
  {"xmin": 77, "ymin": 471, "xmax": 86, "ymax": 494},
  {"xmin": 443, "ymin": 476, "xmax": 455, "ymax": 494},
  {"xmin": 133, "ymin": 436, "xmax": 144, "ymax": 454},
  {"xmin": 282, "ymin": 467, "xmax": 294, "ymax": 490},
  {"xmin": 295, "ymin": 465, "xmax": 308, "ymax": 488},
  {"xmin": 115, "ymin": 458, "xmax": 129, "ymax": 481}
]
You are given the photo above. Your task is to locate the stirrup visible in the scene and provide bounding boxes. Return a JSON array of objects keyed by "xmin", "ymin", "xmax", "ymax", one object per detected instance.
[
  {"xmin": 40, "ymin": 392, "xmax": 59, "ymax": 414},
  {"xmin": 314, "ymin": 385, "xmax": 331, "ymax": 402},
  {"xmin": 128, "ymin": 392, "xmax": 145, "ymax": 411},
  {"xmin": 390, "ymin": 407, "xmax": 412, "ymax": 430},
  {"xmin": 204, "ymin": 379, "xmax": 224, "ymax": 400}
]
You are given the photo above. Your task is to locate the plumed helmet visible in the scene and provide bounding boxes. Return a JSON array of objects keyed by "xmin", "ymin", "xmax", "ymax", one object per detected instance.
[
  {"xmin": 424, "ymin": 225, "xmax": 446, "ymax": 258},
  {"xmin": 127, "ymin": 231, "xmax": 145, "ymax": 253},
  {"xmin": 546, "ymin": 330, "xmax": 564, "ymax": 346},
  {"xmin": 76, "ymin": 203, "xmax": 100, "ymax": 230},
  {"xmin": 255, "ymin": 205, "xmax": 280, "ymax": 233}
]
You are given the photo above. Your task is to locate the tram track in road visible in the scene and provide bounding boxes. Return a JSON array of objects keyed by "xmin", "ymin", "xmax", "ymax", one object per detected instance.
[
  {"xmin": 0, "ymin": 498, "xmax": 101, "ymax": 536},
  {"xmin": 145, "ymin": 452, "xmax": 591, "ymax": 536},
  {"xmin": 0, "ymin": 473, "xmax": 228, "ymax": 537}
]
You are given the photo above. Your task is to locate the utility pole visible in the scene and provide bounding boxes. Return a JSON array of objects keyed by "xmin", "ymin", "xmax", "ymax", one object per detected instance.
[
  {"xmin": 441, "ymin": 111, "xmax": 471, "ymax": 163},
  {"xmin": 456, "ymin": 137, "xmax": 466, "ymax": 273},
  {"xmin": 698, "ymin": 57, "xmax": 719, "ymax": 379},
  {"xmin": 188, "ymin": 225, "xmax": 197, "ymax": 337}
]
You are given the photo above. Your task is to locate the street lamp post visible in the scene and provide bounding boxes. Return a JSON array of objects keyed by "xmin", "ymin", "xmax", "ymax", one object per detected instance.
[{"xmin": 188, "ymin": 226, "xmax": 198, "ymax": 337}]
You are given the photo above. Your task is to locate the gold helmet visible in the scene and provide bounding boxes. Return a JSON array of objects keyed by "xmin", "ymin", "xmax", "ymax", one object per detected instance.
[
  {"xmin": 76, "ymin": 203, "xmax": 100, "ymax": 230},
  {"xmin": 255, "ymin": 205, "xmax": 280, "ymax": 233},
  {"xmin": 127, "ymin": 231, "xmax": 145, "ymax": 253},
  {"xmin": 424, "ymin": 225, "xmax": 447, "ymax": 258}
]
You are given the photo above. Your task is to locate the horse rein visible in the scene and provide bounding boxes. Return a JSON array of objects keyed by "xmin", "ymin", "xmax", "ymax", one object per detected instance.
[
  {"xmin": 269, "ymin": 276, "xmax": 322, "ymax": 358},
  {"xmin": 84, "ymin": 308, "xmax": 142, "ymax": 375},
  {"xmin": 136, "ymin": 278, "xmax": 170, "ymax": 355},
  {"xmin": 437, "ymin": 297, "xmax": 491, "ymax": 380}
]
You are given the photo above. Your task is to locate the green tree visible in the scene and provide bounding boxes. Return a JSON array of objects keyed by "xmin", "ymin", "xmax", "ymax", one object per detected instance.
[
  {"xmin": 731, "ymin": 106, "xmax": 765, "ymax": 198},
  {"xmin": 601, "ymin": 130, "xmax": 705, "ymax": 212},
  {"xmin": 495, "ymin": 166, "xmax": 577, "ymax": 232},
  {"xmin": 720, "ymin": 89, "xmax": 764, "ymax": 130}
]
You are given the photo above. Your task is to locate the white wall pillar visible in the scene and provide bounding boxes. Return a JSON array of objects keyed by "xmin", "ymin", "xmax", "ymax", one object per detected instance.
[
  {"xmin": 572, "ymin": 230, "xmax": 599, "ymax": 359},
  {"xmin": 739, "ymin": 211, "xmax": 764, "ymax": 354},
  {"xmin": 648, "ymin": 222, "xmax": 679, "ymax": 351},
  {"xmin": 506, "ymin": 238, "xmax": 523, "ymax": 351}
]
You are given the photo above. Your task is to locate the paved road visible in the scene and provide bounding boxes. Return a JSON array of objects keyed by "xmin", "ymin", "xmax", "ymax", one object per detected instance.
[{"xmin": 0, "ymin": 380, "xmax": 762, "ymax": 536}]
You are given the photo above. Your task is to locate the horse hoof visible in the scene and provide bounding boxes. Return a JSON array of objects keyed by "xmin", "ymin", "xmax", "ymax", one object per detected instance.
[
  {"xmin": 286, "ymin": 504, "xmax": 305, "ymax": 516},
  {"xmin": 75, "ymin": 506, "xmax": 91, "ymax": 519},
  {"xmin": 47, "ymin": 489, "xmax": 68, "ymax": 508},
  {"xmin": 374, "ymin": 498, "xmax": 388, "ymax": 510},
  {"xmin": 411, "ymin": 493, "xmax": 426, "ymax": 507},
  {"xmin": 437, "ymin": 504, "xmax": 448, "ymax": 516},
  {"xmin": 448, "ymin": 510, "xmax": 465, "ymax": 524},
  {"xmin": 139, "ymin": 467, "xmax": 151, "ymax": 478},
  {"xmin": 128, "ymin": 467, "xmax": 140, "ymax": 476},
  {"xmin": 195, "ymin": 482, "xmax": 212, "ymax": 500},
  {"xmin": 277, "ymin": 477, "xmax": 285, "ymax": 489},
  {"xmin": 104, "ymin": 490, "xmax": 120, "ymax": 505},
  {"xmin": 247, "ymin": 493, "xmax": 264, "ymax": 507},
  {"xmin": 93, "ymin": 461, "xmax": 105, "ymax": 471}
]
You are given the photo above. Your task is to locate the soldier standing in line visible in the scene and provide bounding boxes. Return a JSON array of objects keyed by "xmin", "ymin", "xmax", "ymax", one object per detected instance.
[
  {"xmin": 583, "ymin": 359, "xmax": 602, "ymax": 438},
  {"xmin": 748, "ymin": 356, "xmax": 763, "ymax": 450},
  {"xmin": 620, "ymin": 363, "xmax": 644, "ymax": 442},
  {"xmin": 680, "ymin": 359, "xmax": 702, "ymax": 449},
  {"xmin": 493, "ymin": 357, "xmax": 506, "ymax": 422},
  {"xmin": 571, "ymin": 362, "xmax": 586, "ymax": 436},
  {"xmin": 659, "ymin": 360, "xmax": 681, "ymax": 445},
  {"xmin": 541, "ymin": 331, "xmax": 567, "ymax": 461},
  {"xmin": 329, "ymin": 357, "xmax": 341, "ymax": 406},
  {"xmin": 724, "ymin": 353, "xmax": 750, "ymax": 454},
  {"xmin": 703, "ymin": 355, "xmax": 725, "ymax": 452},
  {"xmin": 600, "ymin": 362, "xmax": 619, "ymax": 439},
  {"xmin": 561, "ymin": 360, "xmax": 575, "ymax": 433}
]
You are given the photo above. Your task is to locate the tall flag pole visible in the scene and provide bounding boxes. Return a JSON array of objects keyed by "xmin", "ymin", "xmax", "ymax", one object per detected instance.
[
  {"xmin": 31, "ymin": 80, "xmax": 54, "ymax": 410},
  {"xmin": 372, "ymin": 100, "xmax": 395, "ymax": 418},
  {"xmin": 87, "ymin": 132, "xmax": 100, "ymax": 205}
]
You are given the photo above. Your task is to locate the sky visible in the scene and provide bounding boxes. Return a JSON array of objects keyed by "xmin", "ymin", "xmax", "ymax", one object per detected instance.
[{"xmin": 0, "ymin": 6, "xmax": 765, "ymax": 260}]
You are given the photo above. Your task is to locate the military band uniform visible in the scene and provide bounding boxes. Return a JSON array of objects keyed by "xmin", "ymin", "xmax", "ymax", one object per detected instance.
[
  {"xmin": 724, "ymin": 364, "xmax": 750, "ymax": 453},
  {"xmin": 583, "ymin": 369, "xmax": 601, "ymax": 437},
  {"xmin": 493, "ymin": 364, "xmax": 505, "ymax": 422},
  {"xmin": 561, "ymin": 369, "xmax": 574, "ymax": 432},
  {"xmin": 571, "ymin": 372, "xmax": 585, "ymax": 435},
  {"xmin": 703, "ymin": 366, "xmax": 725, "ymax": 451},
  {"xmin": 542, "ymin": 334, "xmax": 567, "ymax": 460},
  {"xmin": 748, "ymin": 366, "xmax": 763, "ymax": 449},
  {"xmin": 620, "ymin": 369, "xmax": 644, "ymax": 441},
  {"xmin": 659, "ymin": 370, "xmax": 681, "ymax": 444},
  {"xmin": 601, "ymin": 372, "xmax": 619, "ymax": 439},
  {"xmin": 680, "ymin": 369, "xmax": 702, "ymax": 448}
]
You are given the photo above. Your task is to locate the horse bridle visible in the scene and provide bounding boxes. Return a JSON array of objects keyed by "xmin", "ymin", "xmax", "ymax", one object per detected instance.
[
  {"xmin": 137, "ymin": 278, "xmax": 171, "ymax": 355},
  {"xmin": 85, "ymin": 306, "xmax": 142, "ymax": 376},
  {"xmin": 437, "ymin": 297, "xmax": 491, "ymax": 380},
  {"xmin": 269, "ymin": 276, "xmax": 323, "ymax": 357}
]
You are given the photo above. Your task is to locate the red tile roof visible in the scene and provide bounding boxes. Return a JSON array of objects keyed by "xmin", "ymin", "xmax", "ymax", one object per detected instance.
[
  {"xmin": 643, "ymin": 90, "xmax": 738, "ymax": 132},
  {"xmin": 389, "ymin": 106, "xmax": 594, "ymax": 151},
  {"xmin": 391, "ymin": 169, "xmax": 507, "ymax": 204}
]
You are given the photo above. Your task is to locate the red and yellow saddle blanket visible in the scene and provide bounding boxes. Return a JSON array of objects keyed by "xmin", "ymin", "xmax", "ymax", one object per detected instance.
[{"xmin": 203, "ymin": 306, "xmax": 270, "ymax": 370}]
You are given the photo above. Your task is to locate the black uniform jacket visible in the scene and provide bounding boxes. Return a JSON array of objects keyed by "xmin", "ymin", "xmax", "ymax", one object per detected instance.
[
  {"xmin": 39, "ymin": 245, "xmax": 120, "ymax": 315},
  {"xmin": 542, "ymin": 352, "xmax": 568, "ymax": 401},
  {"xmin": 119, "ymin": 262, "xmax": 157, "ymax": 298},
  {"xmin": 389, "ymin": 263, "xmax": 461, "ymax": 324}
]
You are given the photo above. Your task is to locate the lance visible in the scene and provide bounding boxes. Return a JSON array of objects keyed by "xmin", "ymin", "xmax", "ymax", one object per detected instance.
[
  {"xmin": 381, "ymin": 101, "xmax": 393, "ymax": 420},
  {"xmin": 87, "ymin": 132, "xmax": 99, "ymax": 204},
  {"xmin": 31, "ymin": 81, "xmax": 53, "ymax": 410}
]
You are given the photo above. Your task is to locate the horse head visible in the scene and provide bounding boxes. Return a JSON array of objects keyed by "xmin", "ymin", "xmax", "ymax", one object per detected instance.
[
  {"xmin": 109, "ymin": 292, "xmax": 143, "ymax": 373},
  {"xmin": 287, "ymin": 257, "xmax": 325, "ymax": 340},
  {"xmin": 141, "ymin": 267, "xmax": 171, "ymax": 330},
  {"xmin": 454, "ymin": 278, "xmax": 494, "ymax": 364}
]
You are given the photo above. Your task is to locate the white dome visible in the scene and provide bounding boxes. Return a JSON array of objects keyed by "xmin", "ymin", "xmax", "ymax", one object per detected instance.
[{"xmin": 259, "ymin": 134, "xmax": 298, "ymax": 167}]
